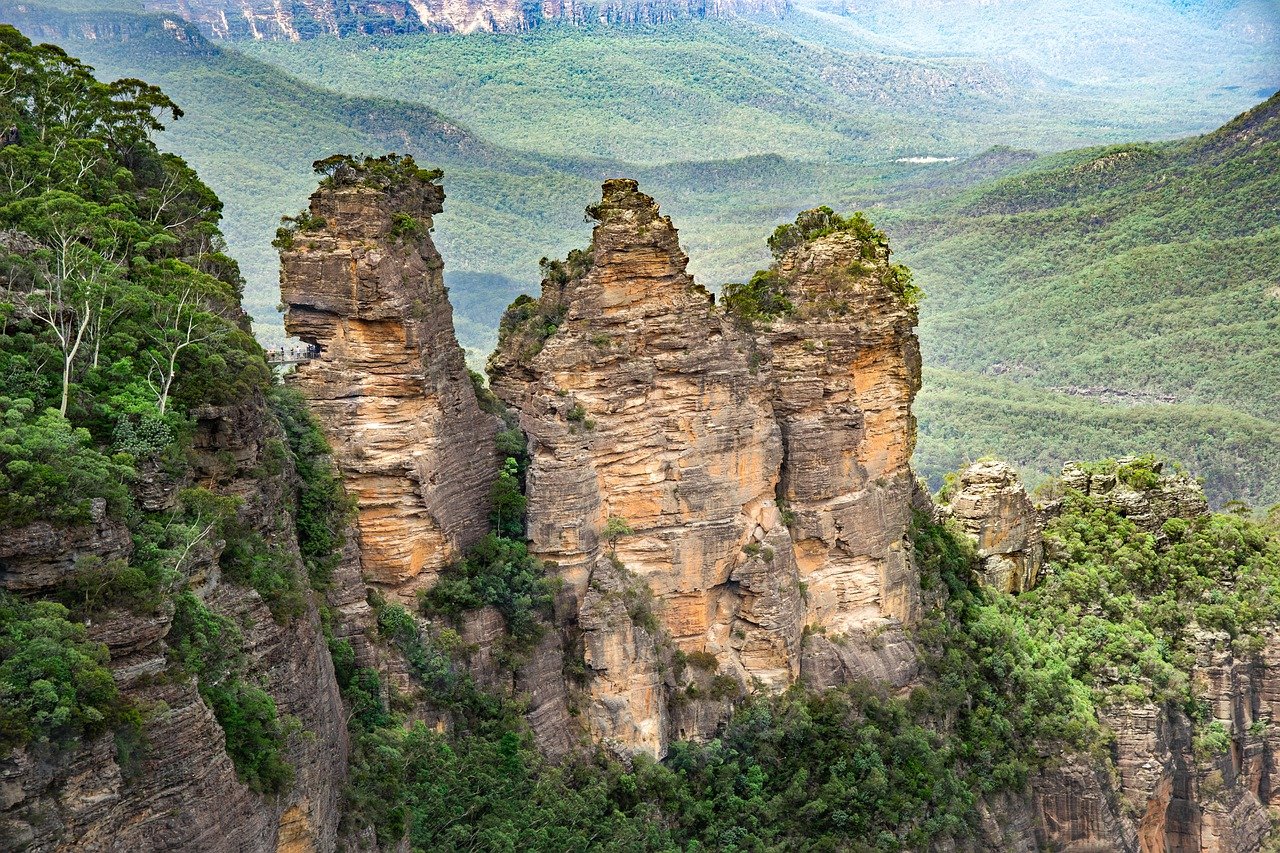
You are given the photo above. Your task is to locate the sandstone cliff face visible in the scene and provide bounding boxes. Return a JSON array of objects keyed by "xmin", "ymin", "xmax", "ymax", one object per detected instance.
[
  {"xmin": 0, "ymin": 398, "xmax": 347, "ymax": 853},
  {"xmin": 757, "ymin": 221, "xmax": 923, "ymax": 690},
  {"xmin": 281, "ymin": 165, "xmax": 498, "ymax": 600},
  {"xmin": 970, "ymin": 462, "xmax": 1279, "ymax": 853},
  {"xmin": 943, "ymin": 460, "xmax": 1042, "ymax": 593},
  {"xmin": 141, "ymin": 0, "xmax": 788, "ymax": 39},
  {"xmin": 489, "ymin": 180, "xmax": 923, "ymax": 756}
]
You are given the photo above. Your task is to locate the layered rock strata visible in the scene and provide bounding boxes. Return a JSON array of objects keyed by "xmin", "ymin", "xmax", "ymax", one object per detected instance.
[
  {"xmin": 943, "ymin": 459, "xmax": 1043, "ymax": 593},
  {"xmin": 756, "ymin": 217, "xmax": 923, "ymax": 689},
  {"xmin": 489, "ymin": 180, "xmax": 924, "ymax": 755},
  {"xmin": 281, "ymin": 164, "xmax": 498, "ymax": 599},
  {"xmin": 0, "ymin": 399, "xmax": 347, "ymax": 853},
  {"xmin": 142, "ymin": 0, "xmax": 789, "ymax": 39}
]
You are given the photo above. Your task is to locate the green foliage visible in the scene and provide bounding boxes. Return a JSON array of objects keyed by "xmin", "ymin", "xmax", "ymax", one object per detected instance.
[
  {"xmin": 312, "ymin": 152, "xmax": 443, "ymax": 189},
  {"xmin": 270, "ymin": 386, "xmax": 351, "ymax": 590},
  {"xmin": 1115, "ymin": 455, "xmax": 1163, "ymax": 490},
  {"xmin": 725, "ymin": 206, "xmax": 918, "ymax": 327},
  {"xmin": 328, "ymin": 636, "xmax": 389, "ymax": 733},
  {"xmin": 767, "ymin": 206, "xmax": 886, "ymax": 259},
  {"xmin": 175, "ymin": 485, "xmax": 308, "ymax": 622},
  {"xmin": 219, "ymin": 529, "xmax": 307, "ymax": 624},
  {"xmin": 0, "ymin": 591, "xmax": 121, "ymax": 754},
  {"xmin": 0, "ymin": 24, "xmax": 270, "ymax": 528},
  {"xmin": 603, "ymin": 515, "xmax": 635, "ymax": 543},
  {"xmin": 885, "ymin": 263, "xmax": 923, "ymax": 305},
  {"xmin": 493, "ymin": 293, "xmax": 569, "ymax": 363},
  {"xmin": 32, "ymin": 5, "xmax": 1274, "ymax": 372},
  {"xmin": 389, "ymin": 211, "xmax": 421, "ymax": 239},
  {"xmin": 1193, "ymin": 720, "xmax": 1231, "ymax": 762},
  {"xmin": 111, "ymin": 414, "xmax": 174, "ymax": 457},
  {"xmin": 420, "ymin": 534, "xmax": 555, "ymax": 649},
  {"xmin": 489, "ymin": 457, "xmax": 527, "ymax": 539},
  {"xmin": 684, "ymin": 650, "xmax": 719, "ymax": 671},
  {"xmin": 168, "ymin": 592, "xmax": 294, "ymax": 794},
  {"xmin": 539, "ymin": 246, "xmax": 593, "ymax": 287},
  {"xmin": 911, "ymin": 512, "xmax": 1103, "ymax": 785},
  {"xmin": 345, "ymin": 466, "xmax": 1280, "ymax": 850},
  {"xmin": 1019, "ymin": 485, "xmax": 1280, "ymax": 704},
  {"xmin": 272, "ymin": 210, "xmax": 325, "ymax": 248},
  {"xmin": 721, "ymin": 269, "xmax": 794, "ymax": 325},
  {"xmin": 0, "ymin": 396, "xmax": 133, "ymax": 526},
  {"xmin": 914, "ymin": 367, "xmax": 1280, "ymax": 508}
]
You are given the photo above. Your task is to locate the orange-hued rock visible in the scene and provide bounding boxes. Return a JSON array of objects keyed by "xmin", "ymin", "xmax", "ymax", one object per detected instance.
[
  {"xmin": 490, "ymin": 181, "xmax": 924, "ymax": 755},
  {"xmin": 944, "ymin": 460, "xmax": 1043, "ymax": 593},
  {"xmin": 281, "ymin": 164, "xmax": 498, "ymax": 599},
  {"xmin": 757, "ymin": 223, "xmax": 923, "ymax": 689}
]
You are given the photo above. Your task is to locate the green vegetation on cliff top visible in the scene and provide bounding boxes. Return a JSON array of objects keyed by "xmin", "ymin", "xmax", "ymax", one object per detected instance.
[{"xmin": 0, "ymin": 26, "xmax": 298, "ymax": 786}]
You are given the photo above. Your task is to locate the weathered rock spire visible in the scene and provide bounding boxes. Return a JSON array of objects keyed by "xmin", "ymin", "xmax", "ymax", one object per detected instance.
[
  {"xmin": 490, "ymin": 181, "xmax": 926, "ymax": 755},
  {"xmin": 280, "ymin": 156, "xmax": 498, "ymax": 598}
]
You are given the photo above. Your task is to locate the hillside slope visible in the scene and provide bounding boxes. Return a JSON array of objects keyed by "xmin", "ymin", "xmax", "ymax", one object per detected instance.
[
  {"xmin": 9, "ymin": 2, "xmax": 1275, "ymax": 360},
  {"xmin": 907, "ymin": 94, "xmax": 1280, "ymax": 507}
]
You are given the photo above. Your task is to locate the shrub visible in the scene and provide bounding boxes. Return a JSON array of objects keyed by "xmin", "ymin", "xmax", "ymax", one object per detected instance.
[
  {"xmin": 270, "ymin": 386, "xmax": 351, "ymax": 590},
  {"xmin": 168, "ymin": 592, "xmax": 294, "ymax": 794},
  {"xmin": 721, "ymin": 269, "xmax": 794, "ymax": 325},
  {"xmin": 0, "ymin": 397, "xmax": 133, "ymax": 527},
  {"xmin": 766, "ymin": 206, "xmax": 885, "ymax": 259},
  {"xmin": 389, "ymin": 211, "xmax": 422, "ymax": 239},
  {"xmin": 0, "ymin": 592, "xmax": 121, "ymax": 754},
  {"xmin": 685, "ymin": 650, "xmax": 719, "ymax": 671},
  {"xmin": 420, "ymin": 534, "xmax": 555, "ymax": 649}
]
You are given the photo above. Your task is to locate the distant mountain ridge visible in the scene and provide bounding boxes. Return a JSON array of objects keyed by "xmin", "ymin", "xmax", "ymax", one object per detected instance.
[
  {"xmin": 142, "ymin": 0, "xmax": 789, "ymax": 38},
  {"xmin": 908, "ymin": 91, "xmax": 1280, "ymax": 507}
]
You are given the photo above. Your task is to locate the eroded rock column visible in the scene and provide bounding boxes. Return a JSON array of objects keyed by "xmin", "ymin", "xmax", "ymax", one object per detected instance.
[
  {"xmin": 490, "ymin": 183, "xmax": 927, "ymax": 755},
  {"xmin": 280, "ymin": 161, "xmax": 498, "ymax": 598},
  {"xmin": 943, "ymin": 460, "xmax": 1043, "ymax": 594}
]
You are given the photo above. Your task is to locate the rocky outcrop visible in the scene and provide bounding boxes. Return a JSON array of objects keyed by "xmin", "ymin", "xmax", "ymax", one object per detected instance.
[
  {"xmin": 489, "ymin": 180, "xmax": 923, "ymax": 756},
  {"xmin": 0, "ymin": 398, "xmax": 348, "ymax": 853},
  {"xmin": 985, "ymin": 462, "xmax": 1280, "ymax": 852},
  {"xmin": 141, "ymin": 0, "xmax": 788, "ymax": 39},
  {"xmin": 757, "ymin": 213, "xmax": 923, "ymax": 691},
  {"xmin": 281, "ymin": 160, "xmax": 498, "ymax": 600},
  {"xmin": 1059, "ymin": 457, "xmax": 1208, "ymax": 538},
  {"xmin": 0, "ymin": 499, "xmax": 132, "ymax": 593},
  {"xmin": 943, "ymin": 460, "xmax": 1042, "ymax": 593}
]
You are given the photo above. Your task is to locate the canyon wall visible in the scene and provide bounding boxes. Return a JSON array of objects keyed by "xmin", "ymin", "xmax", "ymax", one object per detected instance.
[
  {"xmin": 944, "ymin": 459, "xmax": 1280, "ymax": 852},
  {"xmin": 13, "ymin": 162, "xmax": 1273, "ymax": 849},
  {"xmin": 142, "ymin": 0, "xmax": 789, "ymax": 39},
  {"xmin": 280, "ymin": 160, "xmax": 499, "ymax": 601},
  {"xmin": 0, "ymin": 398, "xmax": 348, "ymax": 852},
  {"xmin": 488, "ymin": 179, "xmax": 924, "ymax": 755}
]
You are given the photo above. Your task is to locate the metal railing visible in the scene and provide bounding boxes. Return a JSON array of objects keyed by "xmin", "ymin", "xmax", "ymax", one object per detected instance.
[{"xmin": 265, "ymin": 346, "xmax": 319, "ymax": 366}]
